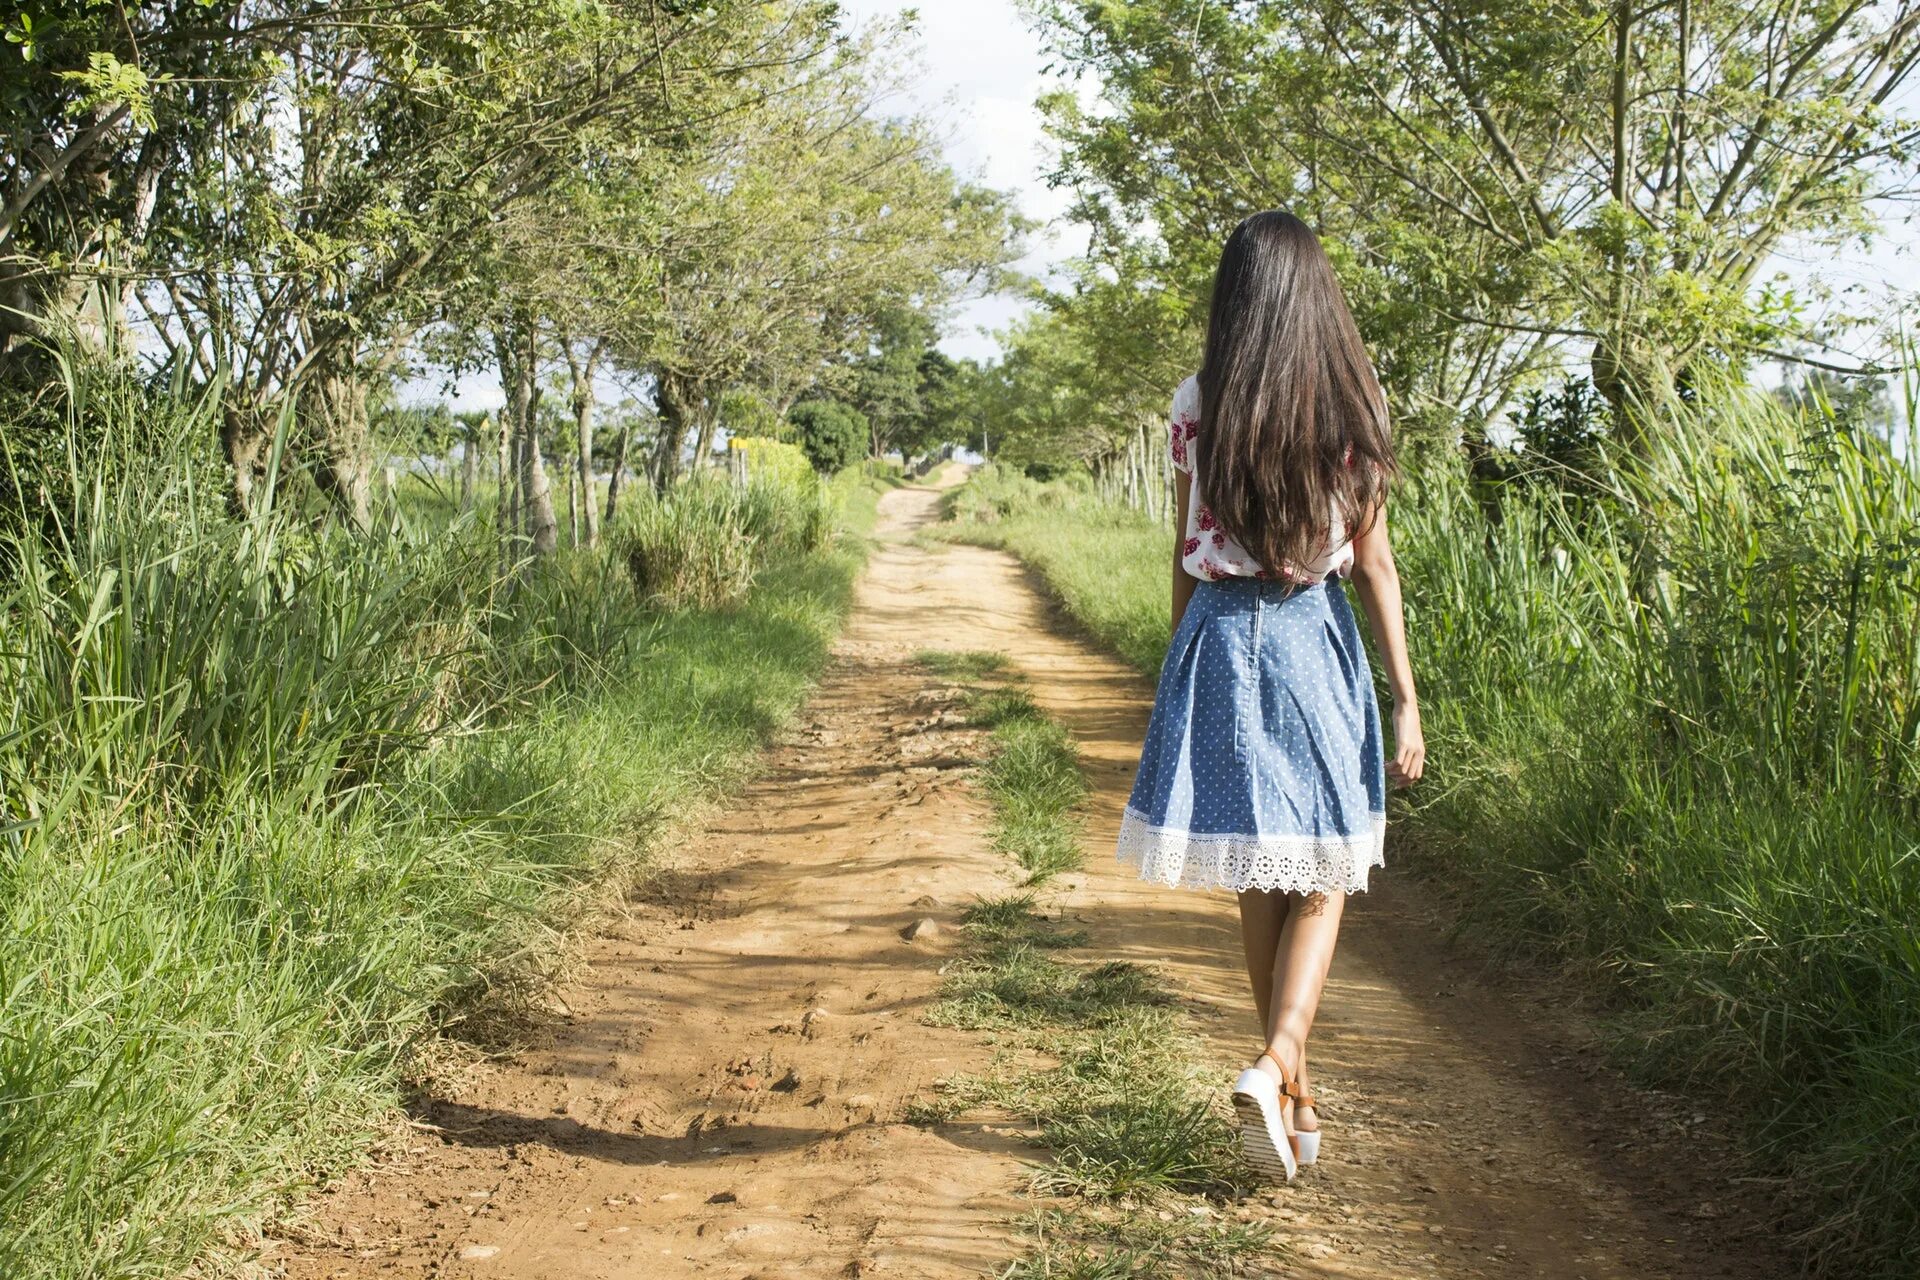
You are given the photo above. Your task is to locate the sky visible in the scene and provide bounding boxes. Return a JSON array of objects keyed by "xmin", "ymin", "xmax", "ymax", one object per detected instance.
[{"xmin": 833, "ymin": 0, "xmax": 1082, "ymax": 363}]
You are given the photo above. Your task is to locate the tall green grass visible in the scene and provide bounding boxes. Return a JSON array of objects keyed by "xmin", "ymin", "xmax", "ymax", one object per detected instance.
[
  {"xmin": 1393, "ymin": 381, "xmax": 1920, "ymax": 1271},
  {"xmin": 614, "ymin": 473, "xmax": 839, "ymax": 609},
  {"xmin": 0, "ymin": 358, "xmax": 877, "ymax": 1278},
  {"xmin": 941, "ymin": 378, "xmax": 1920, "ymax": 1277}
]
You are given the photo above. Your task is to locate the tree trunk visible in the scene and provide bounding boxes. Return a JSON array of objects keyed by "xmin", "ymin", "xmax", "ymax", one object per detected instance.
[
  {"xmin": 1141, "ymin": 420, "xmax": 1159, "ymax": 523},
  {"xmin": 1596, "ymin": 1, "xmax": 1651, "ymax": 454},
  {"xmin": 514, "ymin": 412, "xmax": 530, "ymax": 534},
  {"xmin": 303, "ymin": 360, "xmax": 374, "ymax": 532},
  {"xmin": 567, "ymin": 461, "xmax": 579, "ymax": 547},
  {"xmin": 1124, "ymin": 433, "xmax": 1139, "ymax": 511},
  {"xmin": 460, "ymin": 432, "xmax": 478, "ymax": 510},
  {"xmin": 221, "ymin": 401, "xmax": 274, "ymax": 518},
  {"xmin": 605, "ymin": 424, "xmax": 631, "ymax": 523},
  {"xmin": 495, "ymin": 327, "xmax": 524, "ymax": 537},
  {"xmin": 114, "ymin": 149, "xmax": 164, "ymax": 336},
  {"xmin": 494, "ymin": 320, "xmax": 558, "ymax": 554},
  {"xmin": 568, "ymin": 339, "xmax": 603, "ymax": 547},
  {"xmin": 520, "ymin": 398, "xmax": 558, "ymax": 556},
  {"xmin": 652, "ymin": 373, "xmax": 695, "ymax": 490},
  {"xmin": 693, "ymin": 413, "xmax": 717, "ymax": 474},
  {"xmin": 493, "ymin": 411, "xmax": 512, "ymax": 572},
  {"xmin": 0, "ymin": 244, "xmax": 118, "ymax": 378},
  {"xmin": 1590, "ymin": 339, "xmax": 1653, "ymax": 454}
]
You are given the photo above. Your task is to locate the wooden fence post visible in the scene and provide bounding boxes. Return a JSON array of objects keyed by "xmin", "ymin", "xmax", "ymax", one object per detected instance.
[{"xmin": 567, "ymin": 462, "xmax": 579, "ymax": 547}]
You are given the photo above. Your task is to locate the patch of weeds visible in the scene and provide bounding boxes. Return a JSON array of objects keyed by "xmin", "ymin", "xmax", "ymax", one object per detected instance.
[
  {"xmin": 1026, "ymin": 1008, "xmax": 1245, "ymax": 1201},
  {"xmin": 928, "ymin": 898, "xmax": 1249, "ymax": 1202},
  {"xmin": 916, "ymin": 648, "xmax": 1010, "ymax": 680},
  {"xmin": 967, "ymin": 684, "xmax": 1041, "ymax": 728},
  {"xmin": 1002, "ymin": 1207, "xmax": 1277, "ymax": 1279},
  {"xmin": 928, "ymin": 896, "xmax": 1135, "ymax": 1031},
  {"xmin": 914, "ymin": 654, "xmax": 1086, "ymax": 884},
  {"xmin": 978, "ymin": 699, "xmax": 1086, "ymax": 883},
  {"xmin": 1040, "ymin": 1093, "xmax": 1243, "ymax": 1200},
  {"xmin": 962, "ymin": 892, "xmax": 1088, "ymax": 947},
  {"xmin": 903, "ymin": 1098, "xmax": 955, "ymax": 1127}
]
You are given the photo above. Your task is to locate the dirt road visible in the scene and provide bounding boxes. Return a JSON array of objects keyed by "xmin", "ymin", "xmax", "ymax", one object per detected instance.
[{"xmin": 271, "ymin": 471, "xmax": 1787, "ymax": 1279}]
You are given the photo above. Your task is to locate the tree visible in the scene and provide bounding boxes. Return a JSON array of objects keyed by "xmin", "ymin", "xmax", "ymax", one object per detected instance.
[
  {"xmin": 1030, "ymin": 1, "xmax": 1549, "ymax": 444},
  {"xmin": 851, "ymin": 308, "xmax": 935, "ymax": 458},
  {"xmin": 788, "ymin": 399, "xmax": 869, "ymax": 473},
  {"xmin": 47, "ymin": 2, "xmax": 817, "ymax": 524},
  {"xmin": 899, "ymin": 348, "xmax": 968, "ymax": 460},
  {"xmin": 635, "ymin": 17, "xmax": 1019, "ymax": 486},
  {"xmin": 8, "ymin": 2, "xmax": 1021, "ymax": 542},
  {"xmin": 0, "ymin": 1, "xmax": 259, "ymax": 371},
  {"xmin": 1031, "ymin": 0, "xmax": 1920, "ymax": 443},
  {"xmin": 563, "ymin": 336, "xmax": 608, "ymax": 548},
  {"xmin": 600, "ymin": 396, "xmax": 656, "ymax": 526},
  {"xmin": 492, "ymin": 311, "xmax": 559, "ymax": 555}
]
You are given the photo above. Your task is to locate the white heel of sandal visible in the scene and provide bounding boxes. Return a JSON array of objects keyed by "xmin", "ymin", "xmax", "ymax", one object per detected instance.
[
  {"xmin": 1294, "ymin": 1128, "xmax": 1320, "ymax": 1166},
  {"xmin": 1231, "ymin": 1067, "xmax": 1298, "ymax": 1184}
]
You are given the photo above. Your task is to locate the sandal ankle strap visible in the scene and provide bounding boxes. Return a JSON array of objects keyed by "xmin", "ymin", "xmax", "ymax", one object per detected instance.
[{"xmin": 1257, "ymin": 1049, "xmax": 1316, "ymax": 1108}]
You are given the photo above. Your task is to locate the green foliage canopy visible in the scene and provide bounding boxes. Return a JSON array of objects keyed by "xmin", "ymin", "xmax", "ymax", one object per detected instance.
[
  {"xmin": 1026, "ymin": 0, "xmax": 1920, "ymax": 451},
  {"xmin": 788, "ymin": 398, "xmax": 869, "ymax": 474}
]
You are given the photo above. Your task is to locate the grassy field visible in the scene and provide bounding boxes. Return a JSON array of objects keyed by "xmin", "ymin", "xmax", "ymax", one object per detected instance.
[
  {"xmin": 936, "ymin": 382, "xmax": 1920, "ymax": 1277},
  {"xmin": 0, "ymin": 369, "xmax": 894, "ymax": 1279}
]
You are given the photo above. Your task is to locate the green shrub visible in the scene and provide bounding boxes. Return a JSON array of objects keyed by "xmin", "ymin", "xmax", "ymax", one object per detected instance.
[
  {"xmin": 613, "ymin": 472, "xmax": 841, "ymax": 610},
  {"xmin": 732, "ymin": 472, "xmax": 838, "ymax": 556},
  {"xmin": 617, "ymin": 483, "xmax": 760, "ymax": 609},
  {"xmin": 788, "ymin": 398, "xmax": 870, "ymax": 474},
  {"xmin": 942, "ymin": 461, "xmax": 1046, "ymax": 523},
  {"xmin": 728, "ymin": 435, "xmax": 814, "ymax": 488}
]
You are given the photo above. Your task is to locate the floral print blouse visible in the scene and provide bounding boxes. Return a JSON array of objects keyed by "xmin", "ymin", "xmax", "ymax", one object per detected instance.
[{"xmin": 1168, "ymin": 375, "xmax": 1355, "ymax": 585}]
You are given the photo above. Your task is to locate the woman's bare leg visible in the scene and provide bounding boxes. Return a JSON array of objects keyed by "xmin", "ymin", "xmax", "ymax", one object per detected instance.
[
  {"xmin": 1238, "ymin": 888, "xmax": 1343, "ymax": 1133},
  {"xmin": 1237, "ymin": 887, "xmax": 1287, "ymax": 1031}
]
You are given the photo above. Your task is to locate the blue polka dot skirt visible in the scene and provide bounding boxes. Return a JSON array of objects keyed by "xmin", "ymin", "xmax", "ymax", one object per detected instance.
[{"xmin": 1117, "ymin": 575, "xmax": 1387, "ymax": 894}]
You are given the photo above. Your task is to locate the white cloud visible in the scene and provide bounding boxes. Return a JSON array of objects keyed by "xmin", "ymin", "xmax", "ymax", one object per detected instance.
[{"xmin": 839, "ymin": 0, "xmax": 1084, "ymax": 360}]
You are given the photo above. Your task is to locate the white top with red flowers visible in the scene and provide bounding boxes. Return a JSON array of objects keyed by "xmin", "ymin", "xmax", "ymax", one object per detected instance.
[{"xmin": 1167, "ymin": 374, "xmax": 1355, "ymax": 585}]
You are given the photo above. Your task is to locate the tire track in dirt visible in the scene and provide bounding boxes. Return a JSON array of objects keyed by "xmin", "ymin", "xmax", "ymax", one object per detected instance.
[{"xmin": 269, "ymin": 470, "xmax": 1790, "ymax": 1280}]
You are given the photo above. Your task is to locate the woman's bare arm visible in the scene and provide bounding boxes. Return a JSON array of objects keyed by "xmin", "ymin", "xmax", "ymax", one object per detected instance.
[
  {"xmin": 1348, "ymin": 502, "xmax": 1425, "ymax": 786},
  {"xmin": 1170, "ymin": 468, "xmax": 1198, "ymax": 636}
]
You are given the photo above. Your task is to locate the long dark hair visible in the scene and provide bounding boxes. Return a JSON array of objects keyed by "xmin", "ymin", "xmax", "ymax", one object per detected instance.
[{"xmin": 1195, "ymin": 211, "xmax": 1395, "ymax": 574}]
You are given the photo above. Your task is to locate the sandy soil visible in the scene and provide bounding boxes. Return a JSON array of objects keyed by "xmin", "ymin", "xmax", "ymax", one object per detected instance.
[{"xmin": 268, "ymin": 470, "xmax": 1791, "ymax": 1280}]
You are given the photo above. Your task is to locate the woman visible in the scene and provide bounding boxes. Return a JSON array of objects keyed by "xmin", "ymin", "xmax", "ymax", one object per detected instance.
[{"xmin": 1115, "ymin": 210, "xmax": 1425, "ymax": 1183}]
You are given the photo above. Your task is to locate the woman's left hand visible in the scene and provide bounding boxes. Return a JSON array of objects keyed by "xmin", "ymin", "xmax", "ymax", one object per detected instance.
[{"xmin": 1388, "ymin": 699, "xmax": 1425, "ymax": 787}]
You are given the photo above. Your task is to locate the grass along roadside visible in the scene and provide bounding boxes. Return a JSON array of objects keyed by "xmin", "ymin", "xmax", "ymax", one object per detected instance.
[
  {"xmin": 0, "ymin": 366, "xmax": 894, "ymax": 1280},
  {"xmin": 911, "ymin": 651, "xmax": 1277, "ymax": 1279},
  {"xmin": 935, "ymin": 374, "xmax": 1920, "ymax": 1277}
]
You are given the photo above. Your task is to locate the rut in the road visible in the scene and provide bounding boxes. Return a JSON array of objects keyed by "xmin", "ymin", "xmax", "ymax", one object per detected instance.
[{"xmin": 271, "ymin": 472, "xmax": 1789, "ymax": 1280}]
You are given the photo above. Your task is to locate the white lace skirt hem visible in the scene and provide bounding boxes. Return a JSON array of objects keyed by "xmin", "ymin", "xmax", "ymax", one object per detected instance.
[{"xmin": 1115, "ymin": 805, "xmax": 1386, "ymax": 895}]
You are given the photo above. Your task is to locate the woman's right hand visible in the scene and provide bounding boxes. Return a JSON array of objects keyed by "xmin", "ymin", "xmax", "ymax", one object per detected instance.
[{"xmin": 1388, "ymin": 698, "xmax": 1425, "ymax": 787}]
